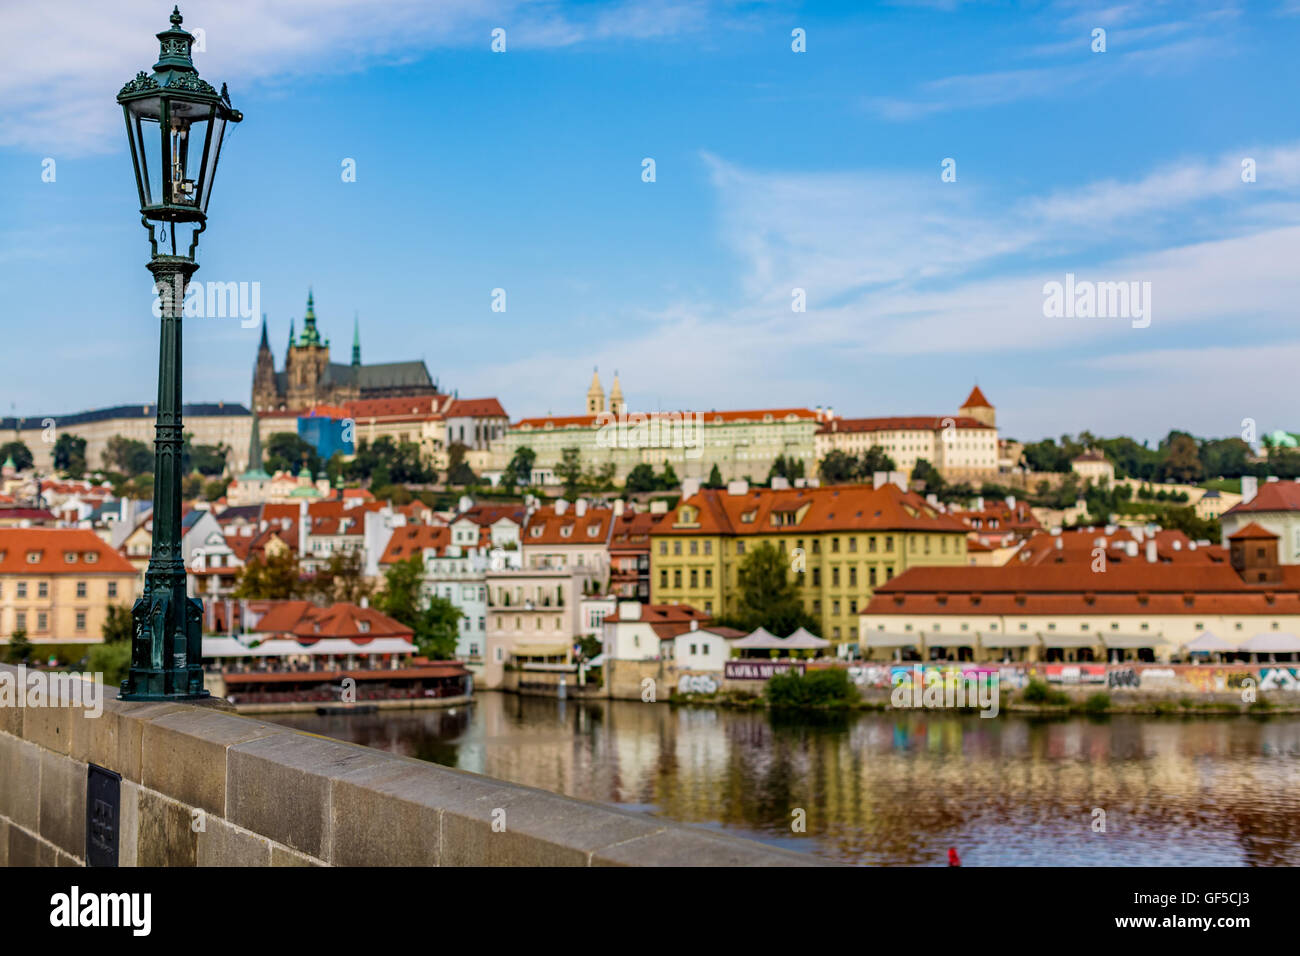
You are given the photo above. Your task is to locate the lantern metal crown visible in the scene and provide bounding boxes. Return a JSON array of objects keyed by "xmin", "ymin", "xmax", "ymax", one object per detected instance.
[{"xmin": 117, "ymin": 6, "xmax": 242, "ymax": 257}]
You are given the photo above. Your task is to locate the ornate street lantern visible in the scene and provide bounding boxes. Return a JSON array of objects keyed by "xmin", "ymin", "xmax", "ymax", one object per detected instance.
[{"xmin": 117, "ymin": 7, "xmax": 242, "ymax": 700}]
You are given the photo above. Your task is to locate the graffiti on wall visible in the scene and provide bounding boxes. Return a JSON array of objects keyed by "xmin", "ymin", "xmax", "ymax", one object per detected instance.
[{"xmin": 1259, "ymin": 667, "xmax": 1300, "ymax": 692}]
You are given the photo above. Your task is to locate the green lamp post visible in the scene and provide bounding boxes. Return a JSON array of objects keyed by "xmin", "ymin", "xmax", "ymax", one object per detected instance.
[{"xmin": 117, "ymin": 7, "xmax": 242, "ymax": 700}]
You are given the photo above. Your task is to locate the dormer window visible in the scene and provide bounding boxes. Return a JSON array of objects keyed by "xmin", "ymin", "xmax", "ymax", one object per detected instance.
[
  {"xmin": 26, "ymin": 551, "xmax": 42, "ymax": 564},
  {"xmin": 357, "ymin": 621, "xmax": 370, "ymax": 633},
  {"xmin": 741, "ymin": 510, "xmax": 756, "ymax": 523},
  {"xmin": 531, "ymin": 526, "xmax": 543, "ymax": 537},
  {"xmin": 85, "ymin": 552, "xmax": 98, "ymax": 564},
  {"xmin": 587, "ymin": 524, "xmax": 600, "ymax": 537},
  {"xmin": 64, "ymin": 552, "xmax": 77, "ymax": 563},
  {"xmin": 560, "ymin": 526, "xmax": 573, "ymax": 538}
]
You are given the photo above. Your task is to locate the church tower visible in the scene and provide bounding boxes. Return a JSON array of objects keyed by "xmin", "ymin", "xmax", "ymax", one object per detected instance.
[
  {"xmin": 586, "ymin": 368, "xmax": 606, "ymax": 415},
  {"xmin": 285, "ymin": 289, "xmax": 332, "ymax": 410},
  {"xmin": 959, "ymin": 385, "xmax": 996, "ymax": 428},
  {"xmin": 252, "ymin": 315, "xmax": 278, "ymax": 412},
  {"xmin": 352, "ymin": 313, "xmax": 362, "ymax": 367},
  {"xmin": 609, "ymin": 371, "xmax": 625, "ymax": 415}
]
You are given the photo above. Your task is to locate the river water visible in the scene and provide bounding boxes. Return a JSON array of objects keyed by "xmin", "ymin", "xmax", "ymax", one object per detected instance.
[{"xmin": 273, "ymin": 692, "xmax": 1300, "ymax": 865}]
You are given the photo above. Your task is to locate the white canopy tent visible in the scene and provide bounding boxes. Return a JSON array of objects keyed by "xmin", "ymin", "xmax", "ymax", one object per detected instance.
[
  {"xmin": 1183, "ymin": 631, "xmax": 1235, "ymax": 653},
  {"xmin": 784, "ymin": 628, "xmax": 831, "ymax": 650},
  {"xmin": 1241, "ymin": 633, "xmax": 1300, "ymax": 654}
]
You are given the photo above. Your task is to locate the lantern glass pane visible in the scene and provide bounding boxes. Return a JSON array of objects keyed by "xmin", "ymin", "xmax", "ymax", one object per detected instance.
[{"xmin": 198, "ymin": 113, "xmax": 226, "ymax": 214}]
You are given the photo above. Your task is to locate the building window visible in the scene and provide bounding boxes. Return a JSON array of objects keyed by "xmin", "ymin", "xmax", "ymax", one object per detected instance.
[
  {"xmin": 704, "ymin": 541, "xmax": 712, "ymax": 555},
  {"xmin": 689, "ymin": 541, "xmax": 698, "ymax": 555},
  {"xmin": 37, "ymin": 612, "xmax": 47, "ymax": 632},
  {"xmin": 689, "ymin": 569, "xmax": 698, "ymax": 588},
  {"xmin": 660, "ymin": 570, "xmax": 668, "ymax": 588},
  {"xmin": 849, "ymin": 537, "xmax": 857, "ymax": 553},
  {"xmin": 869, "ymin": 567, "xmax": 877, "ymax": 587},
  {"xmin": 736, "ymin": 541, "xmax": 746, "ymax": 555},
  {"xmin": 704, "ymin": 569, "xmax": 712, "ymax": 588},
  {"xmin": 38, "ymin": 582, "xmax": 48, "ymax": 599},
  {"xmin": 885, "ymin": 536, "xmax": 893, "ymax": 552},
  {"xmin": 76, "ymin": 581, "xmax": 88, "ymax": 599},
  {"xmin": 832, "ymin": 537, "xmax": 840, "ymax": 553},
  {"xmin": 674, "ymin": 570, "xmax": 682, "ymax": 588},
  {"xmin": 849, "ymin": 598, "xmax": 857, "ymax": 614},
  {"xmin": 832, "ymin": 567, "xmax": 840, "ymax": 587},
  {"xmin": 17, "ymin": 582, "xmax": 27, "ymax": 598},
  {"xmin": 674, "ymin": 541, "xmax": 682, "ymax": 556},
  {"xmin": 659, "ymin": 542, "xmax": 667, "ymax": 555},
  {"xmin": 812, "ymin": 568, "xmax": 821, "ymax": 586},
  {"xmin": 868, "ymin": 536, "xmax": 877, "ymax": 553},
  {"xmin": 16, "ymin": 612, "xmax": 26, "ymax": 631},
  {"xmin": 849, "ymin": 566, "xmax": 857, "ymax": 587},
  {"xmin": 705, "ymin": 601, "xmax": 713, "ymax": 614},
  {"xmin": 76, "ymin": 612, "xmax": 86, "ymax": 631}
]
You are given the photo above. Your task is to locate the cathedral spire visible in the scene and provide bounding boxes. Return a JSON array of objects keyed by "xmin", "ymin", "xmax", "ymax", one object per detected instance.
[
  {"xmin": 352, "ymin": 312, "xmax": 361, "ymax": 367},
  {"xmin": 300, "ymin": 288, "xmax": 322, "ymax": 347},
  {"xmin": 240, "ymin": 414, "xmax": 270, "ymax": 480},
  {"xmin": 286, "ymin": 318, "xmax": 295, "ymax": 362},
  {"xmin": 258, "ymin": 314, "xmax": 269, "ymax": 351},
  {"xmin": 586, "ymin": 366, "xmax": 605, "ymax": 416}
]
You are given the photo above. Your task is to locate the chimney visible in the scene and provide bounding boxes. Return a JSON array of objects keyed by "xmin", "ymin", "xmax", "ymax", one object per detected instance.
[
  {"xmin": 613, "ymin": 499, "xmax": 625, "ymax": 517},
  {"xmin": 556, "ymin": 499, "xmax": 569, "ymax": 516},
  {"xmin": 1005, "ymin": 495, "xmax": 1016, "ymax": 510},
  {"xmin": 974, "ymin": 496, "xmax": 984, "ymax": 512},
  {"xmin": 1055, "ymin": 537, "xmax": 1063, "ymax": 551},
  {"xmin": 1126, "ymin": 541, "xmax": 1138, "ymax": 558},
  {"xmin": 1146, "ymin": 539, "xmax": 1157, "ymax": 563},
  {"xmin": 689, "ymin": 619, "xmax": 698, "ymax": 631},
  {"xmin": 575, "ymin": 499, "xmax": 587, "ymax": 517},
  {"xmin": 649, "ymin": 499, "xmax": 668, "ymax": 514},
  {"xmin": 458, "ymin": 494, "xmax": 473, "ymax": 512},
  {"xmin": 1131, "ymin": 527, "xmax": 1143, "ymax": 543},
  {"xmin": 873, "ymin": 471, "xmax": 887, "ymax": 489},
  {"xmin": 926, "ymin": 493, "xmax": 939, "ymax": 507},
  {"xmin": 1241, "ymin": 476, "xmax": 1258, "ymax": 503},
  {"xmin": 727, "ymin": 480, "xmax": 749, "ymax": 496},
  {"xmin": 682, "ymin": 478, "xmax": 701, "ymax": 498},
  {"xmin": 889, "ymin": 471, "xmax": 907, "ymax": 492},
  {"xmin": 1172, "ymin": 539, "xmax": 1182, "ymax": 550},
  {"xmin": 298, "ymin": 499, "xmax": 308, "ymax": 555},
  {"xmin": 770, "ymin": 477, "xmax": 790, "ymax": 491},
  {"xmin": 1267, "ymin": 476, "xmax": 1280, "ymax": 483}
]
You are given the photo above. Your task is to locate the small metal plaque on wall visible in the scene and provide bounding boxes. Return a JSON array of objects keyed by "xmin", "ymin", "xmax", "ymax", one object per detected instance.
[{"xmin": 86, "ymin": 764, "xmax": 121, "ymax": 867}]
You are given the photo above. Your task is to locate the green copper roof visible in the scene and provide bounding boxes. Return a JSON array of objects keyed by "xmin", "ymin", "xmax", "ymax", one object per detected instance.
[{"xmin": 298, "ymin": 289, "xmax": 323, "ymax": 347}]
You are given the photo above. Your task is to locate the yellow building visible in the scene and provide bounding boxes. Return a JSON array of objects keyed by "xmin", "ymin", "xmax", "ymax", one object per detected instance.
[
  {"xmin": 649, "ymin": 481, "xmax": 968, "ymax": 645},
  {"xmin": 0, "ymin": 528, "xmax": 138, "ymax": 646}
]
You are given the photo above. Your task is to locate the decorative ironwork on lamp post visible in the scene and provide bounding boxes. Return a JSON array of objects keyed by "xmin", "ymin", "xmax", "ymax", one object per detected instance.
[{"xmin": 117, "ymin": 6, "xmax": 242, "ymax": 700}]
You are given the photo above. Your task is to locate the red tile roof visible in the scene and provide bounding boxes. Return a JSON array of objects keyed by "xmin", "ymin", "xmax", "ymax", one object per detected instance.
[
  {"xmin": 253, "ymin": 601, "xmax": 413, "ymax": 644},
  {"xmin": 446, "ymin": 397, "xmax": 507, "ymax": 418},
  {"xmin": 1224, "ymin": 481, "xmax": 1300, "ymax": 515},
  {"xmin": 818, "ymin": 415, "xmax": 992, "ymax": 435},
  {"xmin": 344, "ymin": 396, "xmax": 448, "ymax": 421},
  {"xmin": 1229, "ymin": 522, "xmax": 1278, "ymax": 541},
  {"xmin": 380, "ymin": 525, "xmax": 452, "ymax": 564},
  {"xmin": 523, "ymin": 505, "xmax": 613, "ymax": 546},
  {"xmin": 864, "ymin": 561, "xmax": 1300, "ymax": 618},
  {"xmin": 0, "ymin": 528, "xmax": 135, "ymax": 574},
  {"xmin": 961, "ymin": 385, "xmax": 993, "ymax": 409},
  {"xmin": 654, "ymin": 483, "xmax": 969, "ymax": 537}
]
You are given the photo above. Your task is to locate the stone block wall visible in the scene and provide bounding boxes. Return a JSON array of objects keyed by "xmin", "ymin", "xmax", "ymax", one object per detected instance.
[{"xmin": 0, "ymin": 664, "xmax": 823, "ymax": 867}]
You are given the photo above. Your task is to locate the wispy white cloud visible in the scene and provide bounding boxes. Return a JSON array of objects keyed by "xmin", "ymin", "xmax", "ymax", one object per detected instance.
[{"xmin": 0, "ymin": 0, "xmax": 722, "ymax": 154}]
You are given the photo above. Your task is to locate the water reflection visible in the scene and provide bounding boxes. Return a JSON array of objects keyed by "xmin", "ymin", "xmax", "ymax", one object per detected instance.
[{"xmin": 271, "ymin": 695, "xmax": 1300, "ymax": 865}]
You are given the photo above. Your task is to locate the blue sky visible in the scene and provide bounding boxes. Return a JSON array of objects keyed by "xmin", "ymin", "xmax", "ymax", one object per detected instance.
[{"xmin": 3, "ymin": 0, "xmax": 1300, "ymax": 445}]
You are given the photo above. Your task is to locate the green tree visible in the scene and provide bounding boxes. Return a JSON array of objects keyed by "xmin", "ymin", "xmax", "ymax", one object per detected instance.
[
  {"xmin": 1159, "ymin": 432, "xmax": 1205, "ymax": 484},
  {"xmin": 103, "ymin": 436, "xmax": 153, "ymax": 476},
  {"xmin": 911, "ymin": 458, "xmax": 945, "ymax": 496},
  {"xmin": 102, "ymin": 605, "xmax": 133, "ymax": 644},
  {"xmin": 203, "ymin": 477, "xmax": 230, "ymax": 501},
  {"xmin": 858, "ymin": 447, "xmax": 897, "ymax": 479},
  {"xmin": 706, "ymin": 463, "xmax": 724, "ymax": 489},
  {"xmin": 658, "ymin": 461, "xmax": 679, "ymax": 489},
  {"xmin": 264, "ymin": 432, "xmax": 322, "ymax": 476},
  {"xmin": 717, "ymin": 542, "xmax": 819, "ymax": 636},
  {"xmin": 53, "ymin": 434, "xmax": 87, "ymax": 477},
  {"xmin": 625, "ymin": 463, "xmax": 658, "ymax": 493},
  {"xmin": 1158, "ymin": 506, "xmax": 1220, "ymax": 542},
  {"xmin": 308, "ymin": 550, "xmax": 374, "ymax": 605},
  {"xmin": 556, "ymin": 447, "xmax": 584, "ymax": 499},
  {"xmin": 819, "ymin": 450, "xmax": 857, "ymax": 484},
  {"xmin": 0, "ymin": 441, "xmax": 33, "ymax": 472},
  {"xmin": 504, "ymin": 446, "xmax": 536, "ymax": 491},
  {"xmin": 4, "ymin": 628, "xmax": 32, "ymax": 664},
  {"xmin": 88, "ymin": 642, "xmax": 132, "ymax": 687},
  {"xmin": 767, "ymin": 455, "xmax": 804, "ymax": 484},
  {"xmin": 234, "ymin": 550, "xmax": 305, "ymax": 600},
  {"xmin": 375, "ymin": 555, "xmax": 461, "ymax": 659}
]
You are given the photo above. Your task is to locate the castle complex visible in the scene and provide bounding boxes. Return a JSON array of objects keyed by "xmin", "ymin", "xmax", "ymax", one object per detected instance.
[{"xmin": 252, "ymin": 291, "xmax": 439, "ymax": 413}]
